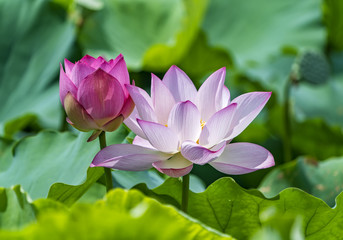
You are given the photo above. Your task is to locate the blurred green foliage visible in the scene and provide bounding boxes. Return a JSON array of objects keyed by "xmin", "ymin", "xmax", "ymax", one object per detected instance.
[
  {"xmin": 137, "ymin": 177, "xmax": 343, "ymax": 239},
  {"xmin": 1, "ymin": 0, "xmax": 343, "ymax": 238},
  {"xmin": 0, "ymin": 188, "xmax": 233, "ymax": 239}
]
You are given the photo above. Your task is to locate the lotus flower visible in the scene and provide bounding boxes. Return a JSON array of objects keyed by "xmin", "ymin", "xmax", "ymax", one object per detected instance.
[
  {"xmin": 59, "ymin": 54, "xmax": 135, "ymax": 141},
  {"xmin": 91, "ymin": 66, "xmax": 274, "ymax": 177}
]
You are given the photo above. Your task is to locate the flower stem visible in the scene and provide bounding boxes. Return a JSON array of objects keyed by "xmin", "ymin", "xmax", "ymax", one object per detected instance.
[
  {"xmin": 283, "ymin": 77, "xmax": 292, "ymax": 163},
  {"xmin": 98, "ymin": 131, "xmax": 113, "ymax": 192},
  {"xmin": 181, "ymin": 174, "xmax": 190, "ymax": 213}
]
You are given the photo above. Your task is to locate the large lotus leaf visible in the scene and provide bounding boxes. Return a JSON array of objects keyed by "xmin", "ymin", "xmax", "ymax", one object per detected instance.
[
  {"xmin": 0, "ymin": 126, "xmax": 179, "ymax": 205},
  {"xmin": 113, "ymin": 170, "xmax": 205, "ymax": 193},
  {"xmin": 202, "ymin": 0, "xmax": 325, "ymax": 68},
  {"xmin": 250, "ymin": 210, "xmax": 305, "ymax": 240},
  {"xmin": 0, "ymin": 189, "xmax": 233, "ymax": 240},
  {"xmin": 136, "ymin": 177, "xmax": 343, "ymax": 240},
  {"xmin": 0, "ymin": 127, "xmax": 129, "ymax": 202},
  {"xmin": 0, "ymin": 131, "xmax": 103, "ymax": 200},
  {"xmin": 0, "ymin": 186, "xmax": 36, "ymax": 230},
  {"xmin": 79, "ymin": 0, "xmax": 208, "ymax": 71},
  {"xmin": 0, "ymin": 0, "xmax": 75, "ymax": 136},
  {"xmin": 259, "ymin": 157, "xmax": 343, "ymax": 207}
]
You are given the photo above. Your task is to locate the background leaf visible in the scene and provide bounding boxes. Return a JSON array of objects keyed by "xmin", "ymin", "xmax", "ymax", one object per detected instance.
[
  {"xmin": 0, "ymin": 186, "xmax": 36, "ymax": 230},
  {"xmin": 0, "ymin": 188, "xmax": 233, "ymax": 240},
  {"xmin": 0, "ymin": 131, "xmax": 102, "ymax": 200},
  {"xmin": 140, "ymin": 177, "xmax": 343, "ymax": 240},
  {"xmin": 79, "ymin": 0, "xmax": 208, "ymax": 71},
  {"xmin": 259, "ymin": 156, "xmax": 343, "ymax": 207},
  {"xmin": 0, "ymin": 0, "xmax": 75, "ymax": 136},
  {"xmin": 202, "ymin": 0, "xmax": 325, "ymax": 68}
]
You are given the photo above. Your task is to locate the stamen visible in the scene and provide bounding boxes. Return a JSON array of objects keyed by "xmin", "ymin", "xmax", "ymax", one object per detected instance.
[
  {"xmin": 200, "ymin": 120, "xmax": 206, "ymax": 129},
  {"xmin": 197, "ymin": 120, "xmax": 206, "ymax": 144}
]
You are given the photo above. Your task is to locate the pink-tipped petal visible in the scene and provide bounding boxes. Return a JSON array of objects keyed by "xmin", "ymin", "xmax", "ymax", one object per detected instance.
[
  {"xmin": 168, "ymin": 101, "xmax": 201, "ymax": 143},
  {"xmin": 71, "ymin": 61, "xmax": 96, "ymax": 86},
  {"xmin": 64, "ymin": 93, "xmax": 99, "ymax": 131},
  {"xmin": 102, "ymin": 115, "xmax": 124, "ymax": 132},
  {"xmin": 196, "ymin": 67, "xmax": 227, "ymax": 122},
  {"xmin": 210, "ymin": 142, "xmax": 274, "ymax": 175},
  {"xmin": 229, "ymin": 92, "xmax": 272, "ymax": 139},
  {"xmin": 133, "ymin": 135, "xmax": 156, "ymax": 149},
  {"xmin": 138, "ymin": 120, "xmax": 179, "ymax": 154},
  {"xmin": 162, "ymin": 65, "xmax": 197, "ymax": 103},
  {"xmin": 181, "ymin": 141, "xmax": 226, "ymax": 165},
  {"xmin": 64, "ymin": 59, "xmax": 75, "ymax": 78},
  {"xmin": 91, "ymin": 144, "xmax": 171, "ymax": 171},
  {"xmin": 155, "ymin": 165, "xmax": 193, "ymax": 178},
  {"xmin": 119, "ymin": 95, "xmax": 135, "ymax": 119},
  {"xmin": 81, "ymin": 55, "xmax": 105, "ymax": 69},
  {"xmin": 80, "ymin": 55, "xmax": 97, "ymax": 66},
  {"xmin": 199, "ymin": 103, "xmax": 237, "ymax": 148},
  {"xmin": 220, "ymin": 85, "xmax": 231, "ymax": 109},
  {"xmin": 123, "ymin": 108, "xmax": 146, "ymax": 138},
  {"xmin": 99, "ymin": 60, "xmax": 114, "ymax": 72},
  {"xmin": 153, "ymin": 153, "xmax": 193, "ymax": 177},
  {"xmin": 77, "ymin": 69, "xmax": 125, "ymax": 124},
  {"xmin": 109, "ymin": 54, "xmax": 130, "ymax": 90},
  {"xmin": 59, "ymin": 64, "xmax": 77, "ymax": 106},
  {"xmin": 126, "ymin": 85, "xmax": 157, "ymax": 122},
  {"xmin": 92, "ymin": 56, "xmax": 106, "ymax": 69},
  {"xmin": 151, "ymin": 74, "xmax": 176, "ymax": 125}
]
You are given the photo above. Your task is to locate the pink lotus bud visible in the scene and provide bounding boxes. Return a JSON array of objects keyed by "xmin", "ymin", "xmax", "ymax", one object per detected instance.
[{"xmin": 59, "ymin": 54, "xmax": 135, "ymax": 141}]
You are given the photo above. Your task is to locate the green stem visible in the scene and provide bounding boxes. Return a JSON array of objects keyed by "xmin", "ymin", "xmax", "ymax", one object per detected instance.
[
  {"xmin": 181, "ymin": 174, "xmax": 190, "ymax": 213},
  {"xmin": 98, "ymin": 131, "xmax": 113, "ymax": 192},
  {"xmin": 283, "ymin": 77, "xmax": 292, "ymax": 163}
]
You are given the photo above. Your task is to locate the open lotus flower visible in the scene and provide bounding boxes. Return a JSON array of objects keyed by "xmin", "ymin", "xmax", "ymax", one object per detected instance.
[
  {"xmin": 91, "ymin": 66, "xmax": 274, "ymax": 177},
  {"xmin": 60, "ymin": 54, "xmax": 135, "ymax": 141}
]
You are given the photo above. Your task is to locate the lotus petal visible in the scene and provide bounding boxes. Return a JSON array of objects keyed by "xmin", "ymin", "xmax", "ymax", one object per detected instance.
[
  {"xmin": 77, "ymin": 69, "xmax": 125, "ymax": 124},
  {"xmin": 196, "ymin": 67, "xmax": 227, "ymax": 121},
  {"xmin": 138, "ymin": 120, "xmax": 179, "ymax": 154},
  {"xmin": 181, "ymin": 141, "xmax": 226, "ymax": 165},
  {"xmin": 153, "ymin": 153, "xmax": 193, "ymax": 177},
  {"xmin": 64, "ymin": 93, "xmax": 99, "ymax": 131},
  {"xmin": 151, "ymin": 74, "xmax": 175, "ymax": 125},
  {"xmin": 162, "ymin": 65, "xmax": 197, "ymax": 103},
  {"xmin": 168, "ymin": 101, "xmax": 201, "ymax": 143},
  {"xmin": 91, "ymin": 144, "xmax": 171, "ymax": 171},
  {"xmin": 210, "ymin": 142, "xmax": 275, "ymax": 175}
]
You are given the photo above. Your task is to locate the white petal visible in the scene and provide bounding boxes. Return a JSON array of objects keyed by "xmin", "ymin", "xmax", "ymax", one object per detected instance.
[
  {"xmin": 138, "ymin": 120, "xmax": 179, "ymax": 153},
  {"xmin": 127, "ymin": 85, "xmax": 157, "ymax": 122},
  {"xmin": 167, "ymin": 101, "xmax": 201, "ymax": 143},
  {"xmin": 153, "ymin": 153, "xmax": 193, "ymax": 178},
  {"xmin": 162, "ymin": 65, "xmax": 197, "ymax": 103},
  {"xmin": 219, "ymin": 85, "xmax": 231, "ymax": 110},
  {"xmin": 229, "ymin": 92, "xmax": 271, "ymax": 139},
  {"xmin": 210, "ymin": 142, "xmax": 275, "ymax": 175},
  {"xmin": 123, "ymin": 108, "xmax": 146, "ymax": 138},
  {"xmin": 132, "ymin": 135, "xmax": 155, "ymax": 149},
  {"xmin": 196, "ymin": 67, "xmax": 226, "ymax": 122},
  {"xmin": 181, "ymin": 141, "xmax": 226, "ymax": 165},
  {"xmin": 199, "ymin": 103, "xmax": 237, "ymax": 147},
  {"xmin": 151, "ymin": 74, "xmax": 176, "ymax": 125},
  {"xmin": 91, "ymin": 144, "xmax": 171, "ymax": 171}
]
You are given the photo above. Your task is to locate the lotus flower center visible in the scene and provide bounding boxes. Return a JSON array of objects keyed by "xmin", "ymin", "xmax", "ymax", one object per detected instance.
[{"xmin": 200, "ymin": 120, "xmax": 206, "ymax": 129}]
